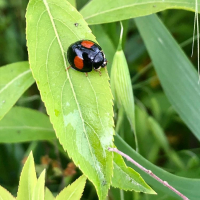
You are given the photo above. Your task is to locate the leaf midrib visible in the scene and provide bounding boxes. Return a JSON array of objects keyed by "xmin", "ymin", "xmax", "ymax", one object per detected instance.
[
  {"xmin": 42, "ymin": 0, "xmax": 87, "ymax": 140},
  {"xmin": 0, "ymin": 69, "xmax": 31, "ymax": 94},
  {"xmin": 42, "ymin": 1, "xmax": 103, "ymax": 197},
  {"xmin": 0, "ymin": 126, "xmax": 54, "ymax": 131}
]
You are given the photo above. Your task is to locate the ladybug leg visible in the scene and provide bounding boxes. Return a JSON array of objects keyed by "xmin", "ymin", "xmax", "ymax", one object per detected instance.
[
  {"xmin": 66, "ymin": 66, "xmax": 71, "ymax": 71},
  {"xmin": 94, "ymin": 69, "xmax": 102, "ymax": 76},
  {"xmin": 85, "ymin": 72, "xmax": 88, "ymax": 77}
]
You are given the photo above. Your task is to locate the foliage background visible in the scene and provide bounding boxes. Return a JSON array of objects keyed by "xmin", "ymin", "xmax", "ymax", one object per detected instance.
[{"xmin": 0, "ymin": 0, "xmax": 200, "ymax": 199}]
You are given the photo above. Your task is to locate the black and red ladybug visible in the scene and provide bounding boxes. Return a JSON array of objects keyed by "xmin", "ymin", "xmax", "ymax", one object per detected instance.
[{"xmin": 67, "ymin": 40, "xmax": 107, "ymax": 75}]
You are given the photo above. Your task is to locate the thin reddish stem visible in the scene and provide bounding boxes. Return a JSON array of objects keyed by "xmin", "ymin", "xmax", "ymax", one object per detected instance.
[{"xmin": 108, "ymin": 147, "xmax": 189, "ymax": 200}]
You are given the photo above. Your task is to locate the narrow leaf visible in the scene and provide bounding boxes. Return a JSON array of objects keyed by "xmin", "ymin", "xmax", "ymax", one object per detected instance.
[
  {"xmin": 148, "ymin": 116, "xmax": 185, "ymax": 170},
  {"xmin": 135, "ymin": 14, "xmax": 200, "ymax": 141},
  {"xmin": 26, "ymin": 1, "xmax": 114, "ymax": 200},
  {"xmin": 32, "ymin": 170, "xmax": 46, "ymax": 200},
  {"xmin": 112, "ymin": 152, "xmax": 155, "ymax": 194},
  {"xmin": 56, "ymin": 175, "xmax": 87, "ymax": 200},
  {"xmin": 17, "ymin": 152, "xmax": 37, "ymax": 200},
  {"xmin": 0, "ymin": 185, "xmax": 15, "ymax": 200},
  {"xmin": 81, "ymin": 0, "xmax": 199, "ymax": 25},
  {"xmin": 0, "ymin": 107, "xmax": 55, "ymax": 143},
  {"xmin": 135, "ymin": 105, "xmax": 157, "ymax": 161},
  {"xmin": 111, "ymin": 47, "xmax": 137, "ymax": 150},
  {"xmin": 0, "ymin": 61, "xmax": 34, "ymax": 120}
]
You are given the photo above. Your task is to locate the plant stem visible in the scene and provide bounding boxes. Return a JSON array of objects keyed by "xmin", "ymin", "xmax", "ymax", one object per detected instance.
[
  {"xmin": 108, "ymin": 148, "xmax": 189, "ymax": 200},
  {"xmin": 120, "ymin": 189, "xmax": 124, "ymax": 200}
]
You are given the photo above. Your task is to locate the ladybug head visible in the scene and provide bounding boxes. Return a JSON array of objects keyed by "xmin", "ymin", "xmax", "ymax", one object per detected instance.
[
  {"xmin": 101, "ymin": 58, "xmax": 107, "ymax": 68},
  {"xmin": 92, "ymin": 52, "xmax": 107, "ymax": 69},
  {"xmin": 93, "ymin": 52, "xmax": 107, "ymax": 69}
]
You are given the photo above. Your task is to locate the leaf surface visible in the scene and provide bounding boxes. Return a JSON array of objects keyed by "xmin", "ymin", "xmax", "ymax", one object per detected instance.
[
  {"xmin": 112, "ymin": 152, "xmax": 155, "ymax": 194},
  {"xmin": 0, "ymin": 62, "xmax": 34, "ymax": 120},
  {"xmin": 0, "ymin": 185, "xmax": 15, "ymax": 200},
  {"xmin": 32, "ymin": 170, "xmax": 46, "ymax": 200},
  {"xmin": 115, "ymin": 135, "xmax": 200, "ymax": 200},
  {"xmin": 56, "ymin": 175, "xmax": 86, "ymax": 200},
  {"xmin": 111, "ymin": 49, "xmax": 137, "ymax": 149},
  {"xmin": 26, "ymin": 0, "xmax": 114, "ymax": 199},
  {"xmin": 0, "ymin": 107, "xmax": 55, "ymax": 143},
  {"xmin": 45, "ymin": 188, "xmax": 55, "ymax": 200},
  {"xmin": 135, "ymin": 14, "xmax": 200, "ymax": 141},
  {"xmin": 81, "ymin": 0, "xmax": 199, "ymax": 25},
  {"xmin": 16, "ymin": 152, "xmax": 37, "ymax": 200}
]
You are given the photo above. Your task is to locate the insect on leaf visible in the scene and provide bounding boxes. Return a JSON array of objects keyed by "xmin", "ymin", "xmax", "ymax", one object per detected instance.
[{"xmin": 26, "ymin": 0, "xmax": 114, "ymax": 199}]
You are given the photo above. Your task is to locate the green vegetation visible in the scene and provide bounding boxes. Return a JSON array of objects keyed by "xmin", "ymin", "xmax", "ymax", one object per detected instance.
[{"xmin": 0, "ymin": 0, "xmax": 199, "ymax": 199}]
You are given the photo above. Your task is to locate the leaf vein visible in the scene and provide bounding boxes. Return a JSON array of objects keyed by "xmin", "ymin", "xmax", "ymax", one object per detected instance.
[
  {"xmin": 84, "ymin": 1, "xmax": 197, "ymax": 20},
  {"xmin": 0, "ymin": 69, "xmax": 31, "ymax": 94}
]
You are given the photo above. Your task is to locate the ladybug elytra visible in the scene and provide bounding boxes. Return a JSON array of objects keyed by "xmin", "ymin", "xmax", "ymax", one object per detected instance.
[{"xmin": 67, "ymin": 40, "xmax": 107, "ymax": 74}]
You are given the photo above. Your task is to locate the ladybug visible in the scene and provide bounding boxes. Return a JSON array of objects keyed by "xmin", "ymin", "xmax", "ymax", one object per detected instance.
[{"xmin": 67, "ymin": 40, "xmax": 107, "ymax": 75}]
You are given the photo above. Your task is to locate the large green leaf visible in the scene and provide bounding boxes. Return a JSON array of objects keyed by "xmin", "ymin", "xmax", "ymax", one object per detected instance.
[
  {"xmin": 80, "ymin": 0, "xmax": 198, "ymax": 25},
  {"xmin": 0, "ymin": 107, "xmax": 55, "ymax": 143},
  {"xmin": 115, "ymin": 135, "xmax": 200, "ymax": 200},
  {"xmin": 16, "ymin": 152, "xmax": 37, "ymax": 200},
  {"xmin": 56, "ymin": 175, "xmax": 86, "ymax": 200},
  {"xmin": 0, "ymin": 62, "xmax": 34, "ymax": 120},
  {"xmin": 135, "ymin": 14, "xmax": 200, "ymax": 141},
  {"xmin": 26, "ymin": 0, "xmax": 114, "ymax": 199}
]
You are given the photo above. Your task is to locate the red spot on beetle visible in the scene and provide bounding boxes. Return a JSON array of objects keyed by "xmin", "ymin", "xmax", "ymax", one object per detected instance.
[
  {"xmin": 81, "ymin": 40, "xmax": 94, "ymax": 48},
  {"xmin": 74, "ymin": 56, "xmax": 84, "ymax": 69}
]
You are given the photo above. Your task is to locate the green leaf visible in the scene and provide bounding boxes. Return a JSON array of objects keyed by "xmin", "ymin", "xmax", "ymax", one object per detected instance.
[
  {"xmin": 135, "ymin": 14, "xmax": 200, "ymax": 141},
  {"xmin": 135, "ymin": 105, "xmax": 157, "ymax": 161},
  {"xmin": 148, "ymin": 117, "xmax": 170, "ymax": 151},
  {"xmin": 67, "ymin": 0, "xmax": 76, "ymax": 8},
  {"xmin": 26, "ymin": 1, "xmax": 114, "ymax": 199},
  {"xmin": 111, "ymin": 40, "xmax": 137, "ymax": 150},
  {"xmin": 56, "ymin": 175, "xmax": 87, "ymax": 200},
  {"xmin": 0, "ymin": 185, "xmax": 15, "ymax": 200},
  {"xmin": 45, "ymin": 188, "xmax": 55, "ymax": 200},
  {"xmin": 81, "ymin": 0, "xmax": 198, "ymax": 25},
  {"xmin": 0, "ymin": 61, "xmax": 34, "ymax": 120},
  {"xmin": 148, "ymin": 116, "xmax": 185, "ymax": 170},
  {"xmin": 17, "ymin": 152, "xmax": 37, "ymax": 200},
  {"xmin": 32, "ymin": 170, "xmax": 46, "ymax": 200},
  {"xmin": 115, "ymin": 135, "xmax": 200, "ymax": 200},
  {"xmin": 112, "ymin": 152, "xmax": 155, "ymax": 194},
  {"xmin": 0, "ymin": 107, "xmax": 56, "ymax": 143}
]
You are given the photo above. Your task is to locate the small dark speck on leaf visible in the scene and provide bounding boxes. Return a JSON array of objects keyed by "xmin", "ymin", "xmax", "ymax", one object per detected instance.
[
  {"xmin": 153, "ymin": 5, "xmax": 156, "ymax": 8},
  {"xmin": 102, "ymin": 180, "xmax": 107, "ymax": 186},
  {"xmin": 74, "ymin": 23, "xmax": 79, "ymax": 27},
  {"xmin": 17, "ymin": 130, "xmax": 21, "ymax": 134}
]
